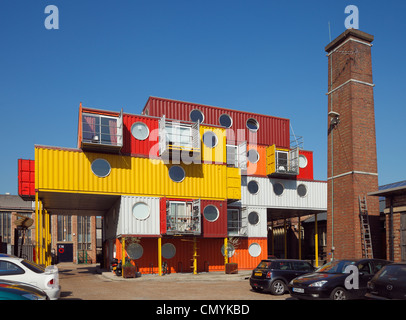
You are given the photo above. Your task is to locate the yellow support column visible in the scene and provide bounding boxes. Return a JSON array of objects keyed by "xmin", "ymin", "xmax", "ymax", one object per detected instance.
[
  {"xmin": 39, "ymin": 200, "xmax": 43, "ymax": 265},
  {"xmin": 224, "ymin": 237, "xmax": 228, "ymax": 266},
  {"xmin": 158, "ymin": 237, "xmax": 162, "ymax": 276},
  {"xmin": 315, "ymin": 213, "xmax": 319, "ymax": 267},
  {"xmin": 35, "ymin": 192, "xmax": 39, "ymax": 264},
  {"xmin": 192, "ymin": 237, "xmax": 197, "ymax": 275}
]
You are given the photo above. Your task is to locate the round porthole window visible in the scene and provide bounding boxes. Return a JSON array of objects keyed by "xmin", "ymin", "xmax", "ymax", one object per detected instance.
[
  {"xmin": 247, "ymin": 149, "xmax": 259, "ymax": 163},
  {"xmin": 248, "ymin": 243, "xmax": 262, "ymax": 257},
  {"xmin": 273, "ymin": 182, "xmax": 284, "ymax": 196},
  {"xmin": 91, "ymin": 159, "xmax": 111, "ymax": 178},
  {"xmin": 131, "ymin": 122, "xmax": 150, "ymax": 141},
  {"xmin": 299, "ymin": 155, "xmax": 308, "ymax": 168},
  {"xmin": 248, "ymin": 211, "xmax": 259, "ymax": 225},
  {"xmin": 127, "ymin": 243, "xmax": 144, "ymax": 260},
  {"xmin": 219, "ymin": 114, "xmax": 233, "ymax": 128},
  {"xmin": 297, "ymin": 184, "xmax": 307, "ymax": 197},
  {"xmin": 132, "ymin": 202, "xmax": 150, "ymax": 220},
  {"xmin": 169, "ymin": 166, "xmax": 186, "ymax": 183},
  {"xmin": 202, "ymin": 131, "xmax": 218, "ymax": 148},
  {"xmin": 246, "ymin": 118, "xmax": 259, "ymax": 132},
  {"xmin": 203, "ymin": 205, "xmax": 219, "ymax": 222},
  {"xmin": 247, "ymin": 180, "xmax": 259, "ymax": 194},
  {"xmin": 190, "ymin": 109, "xmax": 204, "ymax": 123},
  {"xmin": 162, "ymin": 243, "xmax": 176, "ymax": 259},
  {"xmin": 221, "ymin": 243, "xmax": 235, "ymax": 258}
]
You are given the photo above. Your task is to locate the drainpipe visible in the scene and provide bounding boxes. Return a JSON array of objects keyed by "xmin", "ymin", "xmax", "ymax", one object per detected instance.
[{"xmin": 315, "ymin": 213, "xmax": 319, "ymax": 267}]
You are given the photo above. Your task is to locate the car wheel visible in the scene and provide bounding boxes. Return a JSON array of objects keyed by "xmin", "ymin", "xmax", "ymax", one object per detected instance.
[
  {"xmin": 270, "ymin": 280, "xmax": 286, "ymax": 295},
  {"xmin": 330, "ymin": 287, "xmax": 348, "ymax": 300}
]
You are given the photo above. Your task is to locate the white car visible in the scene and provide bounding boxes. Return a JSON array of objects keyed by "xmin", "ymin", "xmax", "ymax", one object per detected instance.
[{"xmin": 0, "ymin": 254, "xmax": 60, "ymax": 300}]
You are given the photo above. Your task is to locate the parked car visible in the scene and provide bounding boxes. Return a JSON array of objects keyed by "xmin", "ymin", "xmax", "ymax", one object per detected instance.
[
  {"xmin": 366, "ymin": 263, "xmax": 406, "ymax": 300},
  {"xmin": 0, "ymin": 254, "xmax": 60, "ymax": 300},
  {"xmin": 0, "ymin": 279, "xmax": 48, "ymax": 300},
  {"xmin": 250, "ymin": 259, "xmax": 315, "ymax": 295},
  {"xmin": 288, "ymin": 258, "xmax": 390, "ymax": 300}
]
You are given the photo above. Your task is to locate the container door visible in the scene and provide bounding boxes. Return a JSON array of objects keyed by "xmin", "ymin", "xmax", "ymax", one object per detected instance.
[
  {"xmin": 289, "ymin": 147, "xmax": 299, "ymax": 174},
  {"xmin": 266, "ymin": 144, "xmax": 276, "ymax": 175},
  {"xmin": 192, "ymin": 199, "xmax": 201, "ymax": 234},
  {"xmin": 159, "ymin": 115, "xmax": 167, "ymax": 156},
  {"xmin": 238, "ymin": 141, "xmax": 247, "ymax": 170}
]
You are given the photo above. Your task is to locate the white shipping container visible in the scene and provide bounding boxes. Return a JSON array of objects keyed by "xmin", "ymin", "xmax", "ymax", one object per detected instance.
[
  {"xmin": 115, "ymin": 195, "xmax": 161, "ymax": 236},
  {"xmin": 241, "ymin": 176, "xmax": 327, "ymax": 210}
]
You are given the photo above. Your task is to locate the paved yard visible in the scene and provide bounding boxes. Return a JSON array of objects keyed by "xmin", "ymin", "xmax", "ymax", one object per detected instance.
[{"xmin": 58, "ymin": 263, "xmax": 290, "ymax": 300}]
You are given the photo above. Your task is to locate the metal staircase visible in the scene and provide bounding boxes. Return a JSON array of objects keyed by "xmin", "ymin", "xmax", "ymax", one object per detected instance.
[{"xmin": 358, "ymin": 196, "xmax": 374, "ymax": 258}]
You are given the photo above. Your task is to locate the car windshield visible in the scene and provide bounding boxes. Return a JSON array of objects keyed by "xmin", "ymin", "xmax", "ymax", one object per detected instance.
[
  {"xmin": 315, "ymin": 260, "xmax": 356, "ymax": 274},
  {"xmin": 375, "ymin": 265, "xmax": 406, "ymax": 282},
  {"xmin": 256, "ymin": 261, "xmax": 272, "ymax": 269}
]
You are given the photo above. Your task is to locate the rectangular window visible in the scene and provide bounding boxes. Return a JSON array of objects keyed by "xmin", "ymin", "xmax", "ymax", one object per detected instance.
[
  {"xmin": 227, "ymin": 209, "xmax": 247, "ymax": 236},
  {"xmin": 57, "ymin": 215, "xmax": 72, "ymax": 242},
  {"xmin": 77, "ymin": 216, "xmax": 91, "ymax": 250},
  {"xmin": 165, "ymin": 124, "xmax": 192, "ymax": 148},
  {"xmin": 82, "ymin": 113, "xmax": 119, "ymax": 146},
  {"xmin": 0, "ymin": 212, "xmax": 11, "ymax": 243},
  {"xmin": 166, "ymin": 201, "xmax": 200, "ymax": 235}
]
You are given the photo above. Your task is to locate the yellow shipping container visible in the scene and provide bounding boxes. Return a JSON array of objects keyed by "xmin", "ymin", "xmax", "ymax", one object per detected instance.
[{"xmin": 35, "ymin": 145, "xmax": 233, "ymax": 200}]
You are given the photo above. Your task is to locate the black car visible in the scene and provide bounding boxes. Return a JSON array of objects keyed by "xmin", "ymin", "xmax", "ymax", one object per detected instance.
[
  {"xmin": 250, "ymin": 259, "xmax": 314, "ymax": 295},
  {"xmin": 288, "ymin": 258, "xmax": 390, "ymax": 300},
  {"xmin": 366, "ymin": 263, "xmax": 406, "ymax": 300}
]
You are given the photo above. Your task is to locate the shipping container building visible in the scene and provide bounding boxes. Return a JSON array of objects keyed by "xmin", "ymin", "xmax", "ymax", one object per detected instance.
[{"xmin": 22, "ymin": 97, "xmax": 326, "ymax": 272}]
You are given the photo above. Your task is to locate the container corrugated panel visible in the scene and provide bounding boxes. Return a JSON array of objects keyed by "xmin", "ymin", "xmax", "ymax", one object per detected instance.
[
  {"xmin": 121, "ymin": 113, "xmax": 159, "ymax": 158},
  {"xmin": 297, "ymin": 150, "xmax": 314, "ymax": 180},
  {"xmin": 200, "ymin": 125, "xmax": 226, "ymax": 164},
  {"xmin": 241, "ymin": 176, "xmax": 327, "ymax": 210},
  {"xmin": 143, "ymin": 97, "xmax": 290, "ymax": 148},
  {"xmin": 231, "ymin": 238, "xmax": 268, "ymax": 270},
  {"xmin": 245, "ymin": 206, "xmax": 268, "ymax": 238},
  {"xmin": 246, "ymin": 144, "xmax": 267, "ymax": 177},
  {"xmin": 117, "ymin": 196, "xmax": 160, "ymax": 236},
  {"xmin": 35, "ymin": 146, "xmax": 227, "ymax": 200},
  {"xmin": 114, "ymin": 236, "xmax": 266, "ymax": 273},
  {"xmin": 201, "ymin": 200, "xmax": 227, "ymax": 238},
  {"xmin": 18, "ymin": 159, "xmax": 35, "ymax": 198}
]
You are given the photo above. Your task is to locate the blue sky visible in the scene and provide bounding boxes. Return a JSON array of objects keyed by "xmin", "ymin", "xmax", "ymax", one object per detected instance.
[{"xmin": 0, "ymin": 0, "xmax": 405, "ymax": 195}]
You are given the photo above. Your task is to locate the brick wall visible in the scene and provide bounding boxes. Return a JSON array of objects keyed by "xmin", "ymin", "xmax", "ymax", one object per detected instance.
[{"xmin": 326, "ymin": 30, "xmax": 383, "ymax": 260}]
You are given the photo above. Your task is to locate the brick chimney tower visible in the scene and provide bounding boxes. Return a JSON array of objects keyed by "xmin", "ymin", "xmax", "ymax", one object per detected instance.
[{"xmin": 325, "ymin": 29, "xmax": 382, "ymax": 260}]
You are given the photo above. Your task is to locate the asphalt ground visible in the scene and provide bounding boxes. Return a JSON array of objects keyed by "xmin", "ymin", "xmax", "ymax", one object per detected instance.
[{"xmin": 57, "ymin": 262, "xmax": 291, "ymax": 301}]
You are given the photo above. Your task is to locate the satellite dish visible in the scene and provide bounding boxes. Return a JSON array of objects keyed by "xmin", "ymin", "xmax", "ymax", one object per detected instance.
[{"xmin": 13, "ymin": 213, "xmax": 34, "ymax": 229}]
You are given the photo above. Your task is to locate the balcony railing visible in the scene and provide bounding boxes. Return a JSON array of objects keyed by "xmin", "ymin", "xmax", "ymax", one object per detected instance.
[
  {"xmin": 266, "ymin": 145, "xmax": 299, "ymax": 176},
  {"xmin": 159, "ymin": 115, "xmax": 200, "ymax": 161}
]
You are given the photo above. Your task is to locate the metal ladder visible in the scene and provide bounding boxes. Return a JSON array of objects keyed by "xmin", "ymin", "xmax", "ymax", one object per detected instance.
[{"xmin": 359, "ymin": 196, "xmax": 374, "ymax": 258}]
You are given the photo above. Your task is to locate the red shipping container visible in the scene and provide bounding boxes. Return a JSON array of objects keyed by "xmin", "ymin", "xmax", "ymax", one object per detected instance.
[
  {"xmin": 121, "ymin": 113, "xmax": 160, "ymax": 158},
  {"xmin": 18, "ymin": 159, "xmax": 35, "ymax": 198},
  {"xmin": 142, "ymin": 97, "xmax": 290, "ymax": 148}
]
